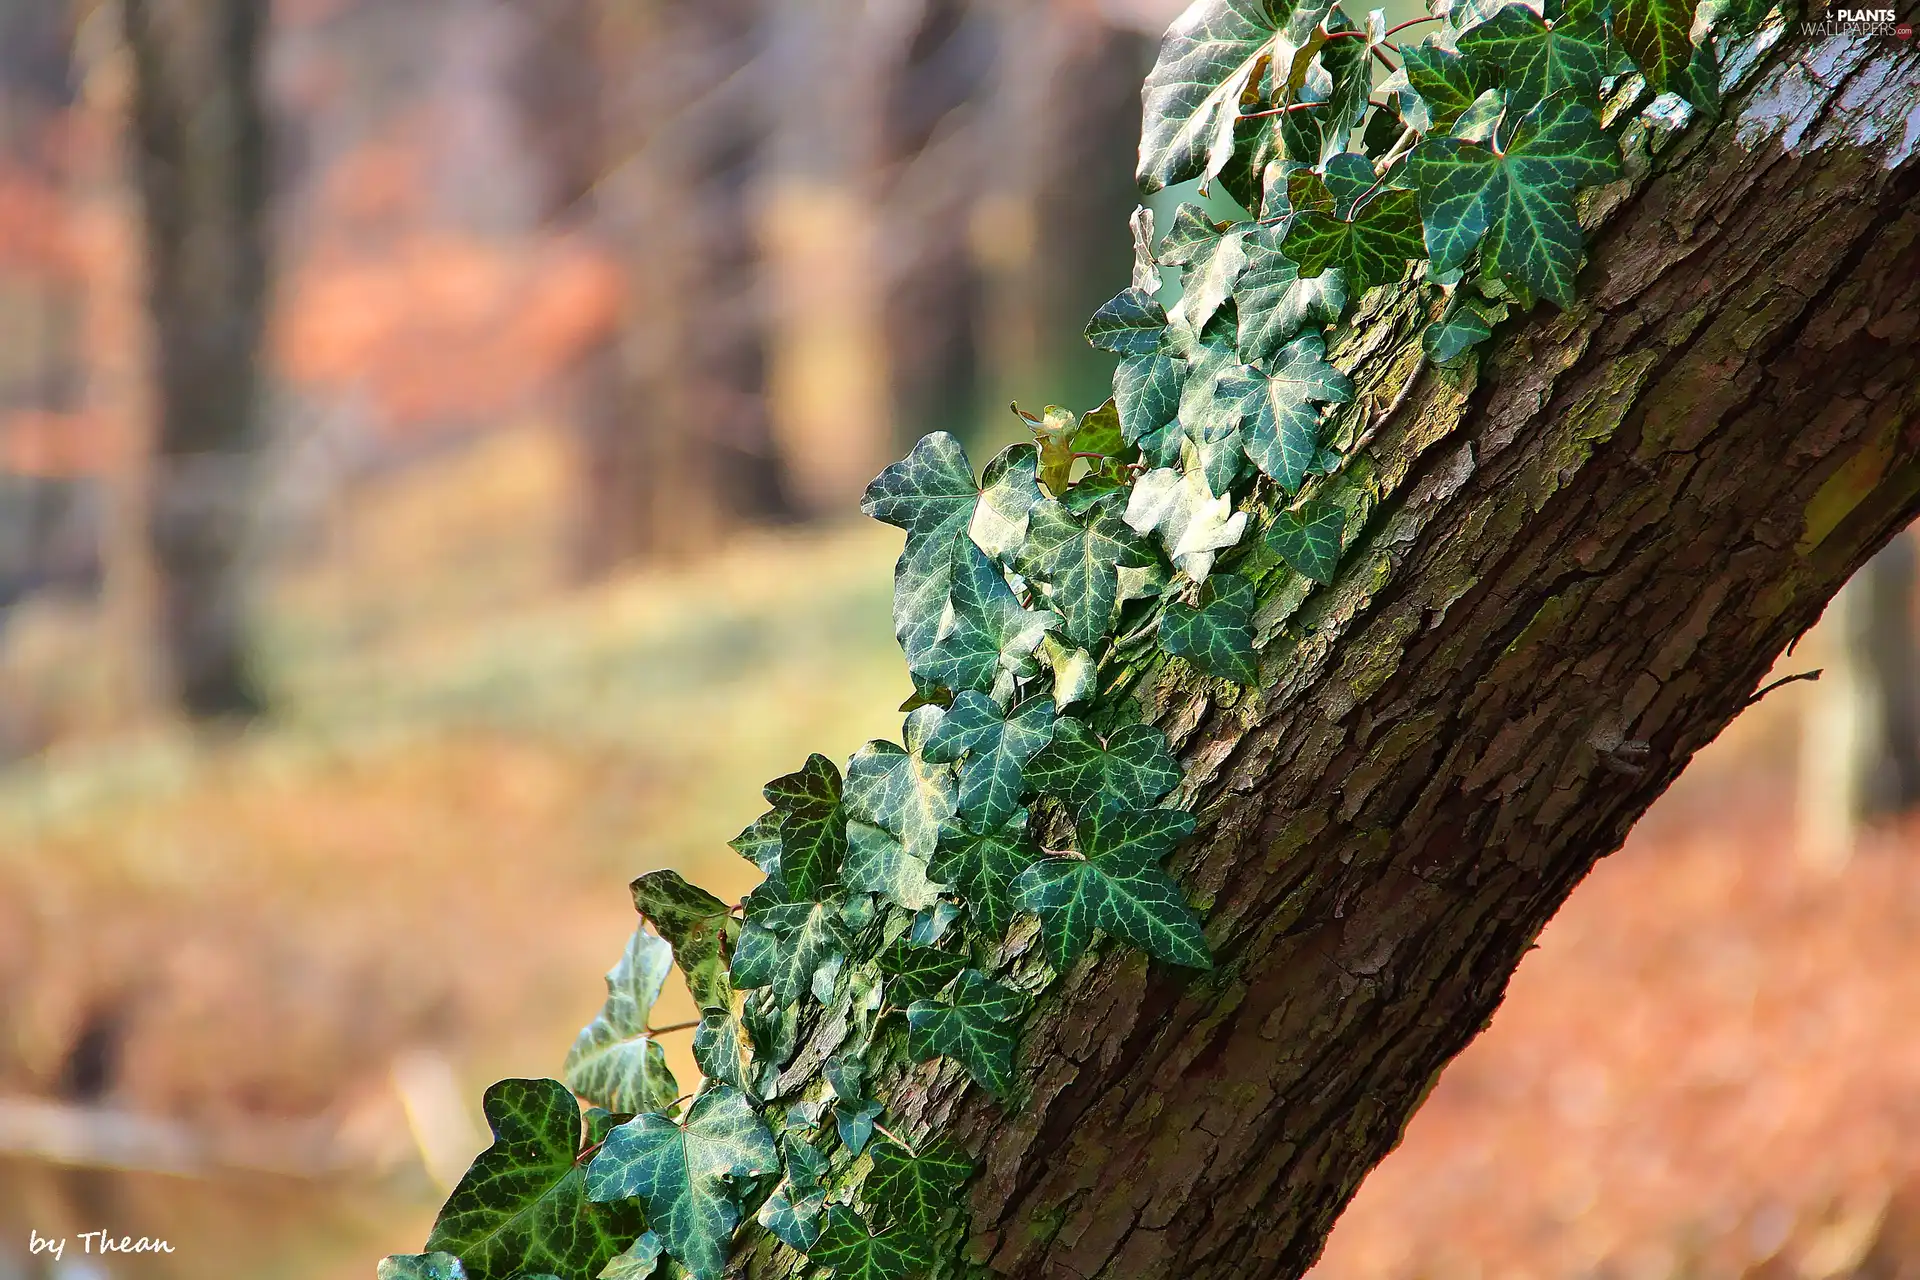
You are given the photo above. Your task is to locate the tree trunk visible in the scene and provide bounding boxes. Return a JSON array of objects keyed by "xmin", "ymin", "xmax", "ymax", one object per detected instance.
[
  {"xmin": 833, "ymin": 31, "xmax": 1920, "ymax": 1280},
  {"xmin": 581, "ymin": 0, "xmax": 795, "ymax": 569},
  {"xmin": 122, "ymin": 0, "xmax": 270, "ymax": 718}
]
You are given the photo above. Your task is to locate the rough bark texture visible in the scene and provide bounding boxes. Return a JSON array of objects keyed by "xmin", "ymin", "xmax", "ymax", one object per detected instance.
[
  {"xmin": 869, "ymin": 31, "xmax": 1920, "ymax": 1280},
  {"xmin": 123, "ymin": 0, "xmax": 272, "ymax": 718}
]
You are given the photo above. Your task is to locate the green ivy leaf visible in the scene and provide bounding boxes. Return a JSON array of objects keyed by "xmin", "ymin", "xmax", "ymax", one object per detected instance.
[
  {"xmin": 919, "ymin": 691, "xmax": 1057, "ymax": 829},
  {"xmin": 1114, "ymin": 352, "xmax": 1188, "ymax": 446},
  {"xmin": 809, "ymin": 1207, "xmax": 936, "ymax": 1280},
  {"xmin": 878, "ymin": 937, "xmax": 968, "ymax": 1003},
  {"xmin": 836, "ymin": 1098, "xmax": 885, "ymax": 1156},
  {"xmin": 1014, "ymin": 802, "xmax": 1209, "ymax": 972},
  {"xmin": 1233, "ymin": 225, "xmax": 1347, "ymax": 365},
  {"xmin": 1457, "ymin": 3, "xmax": 1607, "ymax": 112},
  {"xmin": 1160, "ymin": 572, "xmax": 1260, "ymax": 684},
  {"xmin": 691, "ymin": 1010, "xmax": 752, "ymax": 1096},
  {"xmin": 1423, "ymin": 293, "xmax": 1509, "ymax": 365},
  {"xmin": 586, "ymin": 1086, "xmax": 778, "ymax": 1280},
  {"xmin": 1016, "ymin": 494, "xmax": 1157, "ymax": 650},
  {"xmin": 599, "ymin": 1233, "xmax": 665, "ymax": 1280},
  {"xmin": 1268, "ymin": 499, "xmax": 1347, "ymax": 583},
  {"xmin": 565, "ymin": 927, "xmax": 680, "ymax": 1115},
  {"xmin": 1285, "ymin": 187, "xmax": 1425, "ymax": 292},
  {"xmin": 1169, "ymin": 223, "xmax": 1249, "ymax": 337},
  {"xmin": 426, "ymin": 1079, "xmax": 644, "ymax": 1280},
  {"xmin": 1230, "ymin": 331, "xmax": 1354, "ymax": 492},
  {"xmin": 844, "ymin": 819, "xmax": 945, "ymax": 912},
  {"xmin": 727, "ymin": 812, "xmax": 782, "ymax": 875},
  {"xmin": 1615, "ymin": 0, "xmax": 1699, "ymax": 92},
  {"xmin": 867, "ymin": 1136, "xmax": 974, "ymax": 1235},
  {"xmin": 1086, "ymin": 287, "xmax": 1170, "ymax": 355},
  {"xmin": 629, "ymin": 872, "xmax": 740, "ymax": 1013},
  {"xmin": 1125, "ymin": 465, "xmax": 1249, "ymax": 582},
  {"xmin": 921, "ymin": 538, "xmax": 1060, "ymax": 695},
  {"xmin": 862, "ymin": 435, "xmax": 1041, "ymax": 670},
  {"xmin": 757, "ymin": 1136, "xmax": 829, "ymax": 1250},
  {"xmin": 731, "ymin": 903, "xmax": 851, "ymax": 1005},
  {"xmin": 1025, "ymin": 718, "xmax": 1182, "ymax": 813},
  {"xmin": 1139, "ymin": 0, "xmax": 1306, "ymax": 195},
  {"xmin": 1401, "ymin": 39, "xmax": 1490, "ymax": 129},
  {"xmin": 1674, "ymin": 37, "xmax": 1720, "ymax": 116},
  {"xmin": 765, "ymin": 754, "xmax": 849, "ymax": 902},
  {"xmin": 379, "ymin": 1255, "xmax": 468, "ymax": 1280},
  {"xmin": 926, "ymin": 814, "xmax": 1043, "ymax": 939},
  {"xmin": 1410, "ymin": 93, "xmax": 1620, "ymax": 307},
  {"xmin": 845, "ymin": 717, "xmax": 955, "ymax": 867},
  {"xmin": 905, "ymin": 970, "xmax": 1027, "ymax": 1095}
]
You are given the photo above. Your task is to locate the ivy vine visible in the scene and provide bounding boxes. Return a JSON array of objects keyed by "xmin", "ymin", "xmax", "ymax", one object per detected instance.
[{"xmin": 381, "ymin": 0, "xmax": 1779, "ymax": 1274}]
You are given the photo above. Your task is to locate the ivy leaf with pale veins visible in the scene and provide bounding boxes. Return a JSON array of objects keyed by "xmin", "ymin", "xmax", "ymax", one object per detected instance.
[
  {"xmin": 1114, "ymin": 352, "xmax": 1188, "ymax": 446},
  {"xmin": 878, "ymin": 937, "xmax": 968, "ymax": 1003},
  {"xmin": 1424, "ymin": 293, "xmax": 1509, "ymax": 365},
  {"xmin": 426, "ymin": 1079, "xmax": 645, "ymax": 1280},
  {"xmin": 1233, "ymin": 224, "xmax": 1347, "ymax": 365},
  {"xmin": 379, "ymin": 1255, "xmax": 468, "ymax": 1280},
  {"xmin": 1013, "ymin": 803, "xmax": 1209, "ymax": 972},
  {"xmin": 1401, "ymin": 39, "xmax": 1490, "ymax": 129},
  {"xmin": 1025, "ymin": 718, "xmax": 1181, "ymax": 814},
  {"xmin": 809, "ymin": 1207, "xmax": 936, "ymax": 1280},
  {"xmin": 728, "ymin": 811, "xmax": 782, "ymax": 875},
  {"xmin": 757, "ymin": 1135, "xmax": 828, "ymax": 1251},
  {"xmin": 843, "ymin": 819, "xmax": 945, "ymax": 912},
  {"xmin": 1457, "ymin": 2, "xmax": 1607, "ymax": 112},
  {"xmin": 1160, "ymin": 572, "xmax": 1261, "ymax": 684},
  {"xmin": 1016, "ymin": 493, "xmax": 1157, "ymax": 650},
  {"xmin": 586, "ymin": 1086, "xmax": 778, "ymax": 1280},
  {"xmin": 564, "ymin": 927, "xmax": 680, "ymax": 1115},
  {"xmin": 629, "ymin": 872, "xmax": 740, "ymax": 1013},
  {"xmin": 599, "ymin": 1232, "xmax": 665, "ymax": 1280},
  {"xmin": 845, "ymin": 717, "xmax": 954, "ymax": 867},
  {"xmin": 1614, "ymin": 0, "xmax": 1699, "ymax": 92},
  {"xmin": 837, "ymin": 1098, "xmax": 885, "ymax": 1156},
  {"xmin": 919, "ymin": 691, "xmax": 1057, "ymax": 829},
  {"xmin": 1410, "ymin": 93, "xmax": 1620, "ymax": 307},
  {"xmin": 1269, "ymin": 498, "xmax": 1348, "ymax": 583},
  {"xmin": 905, "ymin": 969, "xmax": 1027, "ymax": 1095},
  {"xmin": 868, "ymin": 1136, "xmax": 974, "ymax": 1235},
  {"xmin": 860, "ymin": 431, "xmax": 978, "ymax": 548},
  {"xmin": 1232, "ymin": 331, "xmax": 1354, "ymax": 492},
  {"xmin": 921, "ymin": 537, "xmax": 1060, "ymax": 694},
  {"xmin": 1086, "ymin": 287, "xmax": 1169, "ymax": 356},
  {"xmin": 691, "ymin": 1010, "xmax": 752, "ymax": 1096},
  {"xmin": 1169, "ymin": 223, "xmax": 1249, "ymax": 338},
  {"xmin": 764, "ymin": 753, "xmax": 848, "ymax": 902},
  {"xmin": 730, "ymin": 903, "xmax": 851, "ymax": 1005},
  {"xmin": 970, "ymin": 444, "xmax": 1043, "ymax": 563},
  {"xmin": 927, "ymin": 813, "xmax": 1043, "ymax": 939},
  {"xmin": 1285, "ymin": 187, "xmax": 1426, "ymax": 292}
]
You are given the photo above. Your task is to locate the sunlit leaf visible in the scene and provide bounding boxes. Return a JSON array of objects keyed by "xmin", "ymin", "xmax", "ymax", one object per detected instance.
[
  {"xmin": 1125, "ymin": 466, "xmax": 1249, "ymax": 582},
  {"xmin": 1230, "ymin": 331, "xmax": 1354, "ymax": 492},
  {"xmin": 921, "ymin": 537, "xmax": 1060, "ymax": 694},
  {"xmin": 920, "ymin": 691, "xmax": 1057, "ymax": 829},
  {"xmin": 379, "ymin": 1255, "xmax": 467, "ymax": 1280},
  {"xmin": 629, "ymin": 872, "xmax": 740, "ymax": 1013},
  {"xmin": 1016, "ymin": 494, "xmax": 1157, "ymax": 650},
  {"xmin": 1233, "ymin": 224, "xmax": 1347, "ymax": 365},
  {"xmin": 1086, "ymin": 287, "xmax": 1170, "ymax": 355},
  {"xmin": 565, "ymin": 927, "xmax": 680, "ymax": 1115}
]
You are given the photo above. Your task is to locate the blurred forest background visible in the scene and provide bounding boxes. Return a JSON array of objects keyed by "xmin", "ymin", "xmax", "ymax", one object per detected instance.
[{"xmin": 1, "ymin": 2, "xmax": 1920, "ymax": 1279}]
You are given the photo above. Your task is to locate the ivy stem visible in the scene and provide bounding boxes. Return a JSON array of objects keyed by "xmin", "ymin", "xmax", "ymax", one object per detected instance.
[
  {"xmin": 1372, "ymin": 44, "xmax": 1400, "ymax": 73},
  {"xmin": 1383, "ymin": 14, "xmax": 1442, "ymax": 37},
  {"xmin": 575, "ymin": 1137, "xmax": 607, "ymax": 1167},
  {"xmin": 646, "ymin": 1019, "xmax": 702, "ymax": 1036},
  {"xmin": 871, "ymin": 1123, "xmax": 919, "ymax": 1155},
  {"xmin": 1237, "ymin": 101, "xmax": 1324, "ymax": 120}
]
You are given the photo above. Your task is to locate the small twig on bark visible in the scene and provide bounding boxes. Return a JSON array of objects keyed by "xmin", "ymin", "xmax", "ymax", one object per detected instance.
[{"xmin": 1744, "ymin": 669, "xmax": 1823, "ymax": 708}]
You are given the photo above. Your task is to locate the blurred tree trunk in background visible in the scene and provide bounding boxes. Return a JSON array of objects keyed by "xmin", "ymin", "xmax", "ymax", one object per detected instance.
[
  {"xmin": 989, "ymin": 1, "xmax": 1149, "ymax": 418},
  {"xmin": 870, "ymin": 0, "xmax": 997, "ymax": 447},
  {"xmin": 121, "ymin": 0, "xmax": 270, "ymax": 718},
  {"xmin": 1799, "ymin": 530, "xmax": 1920, "ymax": 864},
  {"xmin": 573, "ymin": 0, "xmax": 794, "ymax": 570}
]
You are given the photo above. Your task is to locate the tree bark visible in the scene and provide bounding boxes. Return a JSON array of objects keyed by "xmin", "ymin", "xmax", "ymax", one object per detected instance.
[
  {"xmin": 849, "ymin": 31, "xmax": 1920, "ymax": 1280},
  {"xmin": 122, "ymin": 0, "xmax": 271, "ymax": 718}
]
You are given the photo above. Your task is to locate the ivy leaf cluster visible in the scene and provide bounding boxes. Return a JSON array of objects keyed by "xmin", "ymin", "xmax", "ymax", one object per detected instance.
[{"xmin": 389, "ymin": 0, "xmax": 1778, "ymax": 1272}]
